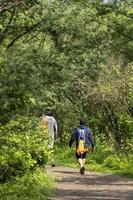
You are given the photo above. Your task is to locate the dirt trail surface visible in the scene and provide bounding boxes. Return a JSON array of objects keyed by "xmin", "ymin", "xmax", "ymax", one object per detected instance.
[{"xmin": 47, "ymin": 166, "xmax": 133, "ymax": 200}]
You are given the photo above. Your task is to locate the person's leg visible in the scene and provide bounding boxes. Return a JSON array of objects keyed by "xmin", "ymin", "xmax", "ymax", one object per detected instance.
[
  {"xmin": 76, "ymin": 153, "xmax": 85, "ymax": 174},
  {"xmin": 76, "ymin": 153, "xmax": 84, "ymax": 165},
  {"xmin": 49, "ymin": 133, "xmax": 54, "ymax": 149},
  {"xmin": 49, "ymin": 134, "xmax": 55, "ymax": 167},
  {"xmin": 78, "ymin": 158, "xmax": 84, "ymax": 167},
  {"xmin": 80, "ymin": 153, "xmax": 86, "ymax": 174},
  {"xmin": 76, "ymin": 153, "xmax": 81, "ymax": 165},
  {"xmin": 78, "ymin": 154, "xmax": 86, "ymax": 166},
  {"xmin": 82, "ymin": 152, "xmax": 86, "ymax": 165},
  {"xmin": 51, "ymin": 149, "xmax": 55, "ymax": 167},
  {"xmin": 83, "ymin": 158, "xmax": 86, "ymax": 166}
]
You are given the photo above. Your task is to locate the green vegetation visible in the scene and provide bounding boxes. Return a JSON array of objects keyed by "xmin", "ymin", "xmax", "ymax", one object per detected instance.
[
  {"xmin": 0, "ymin": 169, "xmax": 54, "ymax": 200},
  {"xmin": 0, "ymin": 0, "xmax": 133, "ymax": 199},
  {"xmin": 0, "ymin": 116, "xmax": 54, "ymax": 199},
  {"xmin": 55, "ymin": 141, "xmax": 133, "ymax": 178}
]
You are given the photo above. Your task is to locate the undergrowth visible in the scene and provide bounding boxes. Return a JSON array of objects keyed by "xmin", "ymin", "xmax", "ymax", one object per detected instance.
[{"xmin": 54, "ymin": 142, "xmax": 133, "ymax": 178}]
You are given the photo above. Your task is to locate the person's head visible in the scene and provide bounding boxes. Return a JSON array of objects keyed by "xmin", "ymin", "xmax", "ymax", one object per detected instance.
[
  {"xmin": 44, "ymin": 108, "xmax": 53, "ymax": 116},
  {"xmin": 79, "ymin": 118, "xmax": 86, "ymax": 126}
]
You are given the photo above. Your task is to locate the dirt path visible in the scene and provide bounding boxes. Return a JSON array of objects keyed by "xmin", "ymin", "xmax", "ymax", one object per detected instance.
[{"xmin": 47, "ymin": 166, "xmax": 133, "ymax": 200}]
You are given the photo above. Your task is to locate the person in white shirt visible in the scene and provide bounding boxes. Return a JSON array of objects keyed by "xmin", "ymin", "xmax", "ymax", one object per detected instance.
[{"xmin": 42, "ymin": 108, "xmax": 58, "ymax": 167}]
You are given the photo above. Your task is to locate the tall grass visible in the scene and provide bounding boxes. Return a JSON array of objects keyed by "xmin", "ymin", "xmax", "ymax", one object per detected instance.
[{"xmin": 54, "ymin": 142, "xmax": 133, "ymax": 178}]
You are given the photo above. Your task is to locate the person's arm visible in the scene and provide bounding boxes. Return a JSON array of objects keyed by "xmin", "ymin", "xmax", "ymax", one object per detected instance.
[
  {"xmin": 54, "ymin": 118, "xmax": 58, "ymax": 136},
  {"xmin": 88, "ymin": 128, "xmax": 96, "ymax": 151},
  {"xmin": 69, "ymin": 128, "xmax": 76, "ymax": 147}
]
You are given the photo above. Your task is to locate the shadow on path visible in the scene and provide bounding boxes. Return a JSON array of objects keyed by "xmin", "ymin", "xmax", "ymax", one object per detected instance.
[
  {"xmin": 48, "ymin": 166, "xmax": 133, "ymax": 200},
  {"xmin": 54, "ymin": 188, "xmax": 133, "ymax": 200}
]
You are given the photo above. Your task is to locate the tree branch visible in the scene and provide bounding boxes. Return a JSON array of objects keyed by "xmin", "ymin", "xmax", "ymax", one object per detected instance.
[
  {"xmin": 7, "ymin": 20, "xmax": 42, "ymax": 48},
  {"xmin": 0, "ymin": 7, "xmax": 16, "ymax": 45}
]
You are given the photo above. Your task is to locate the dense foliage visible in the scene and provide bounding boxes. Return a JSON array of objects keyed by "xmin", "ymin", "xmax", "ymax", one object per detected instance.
[
  {"xmin": 0, "ymin": 116, "xmax": 53, "ymax": 199},
  {"xmin": 0, "ymin": 169, "xmax": 54, "ymax": 200},
  {"xmin": 0, "ymin": 116, "xmax": 49, "ymax": 182},
  {"xmin": 0, "ymin": 0, "xmax": 133, "ymax": 198},
  {"xmin": 0, "ymin": 0, "xmax": 132, "ymax": 146}
]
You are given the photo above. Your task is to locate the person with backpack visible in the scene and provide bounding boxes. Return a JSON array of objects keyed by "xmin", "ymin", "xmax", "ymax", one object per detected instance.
[
  {"xmin": 41, "ymin": 108, "xmax": 58, "ymax": 167},
  {"xmin": 69, "ymin": 118, "xmax": 96, "ymax": 174}
]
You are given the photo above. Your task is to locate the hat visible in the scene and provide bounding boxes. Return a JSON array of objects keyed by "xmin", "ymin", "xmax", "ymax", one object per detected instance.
[{"xmin": 44, "ymin": 107, "xmax": 53, "ymax": 116}]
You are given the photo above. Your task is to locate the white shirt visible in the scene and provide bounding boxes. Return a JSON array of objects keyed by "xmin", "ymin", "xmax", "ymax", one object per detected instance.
[{"xmin": 43, "ymin": 115, "xmax": 57, "ymax": 136}]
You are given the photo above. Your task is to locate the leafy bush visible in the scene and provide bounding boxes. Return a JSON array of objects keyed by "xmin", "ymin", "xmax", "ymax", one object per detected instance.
[
  {"xmin": 116, "ymin": 155, "xmax": 133, "ymax": 177},
  {"xmin": 89, "ymin": 141, "xmax": 114, "ymax": 164},
  {"xmin": 103, "ymin": 155, "xmax": 121, "ymax": 169},
  {"xmin": 0, "ymin": 116, "xmax": 50, "ymax": 183},
  {"xmin": 0, "ymin": 169, "xmax": 54, "ymax": 200}
]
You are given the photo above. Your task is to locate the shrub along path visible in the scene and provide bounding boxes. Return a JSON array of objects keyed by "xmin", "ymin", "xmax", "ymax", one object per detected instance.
[{"xmin": 47, "ymin": 166, "xmax": 133, "ymax": 200}]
